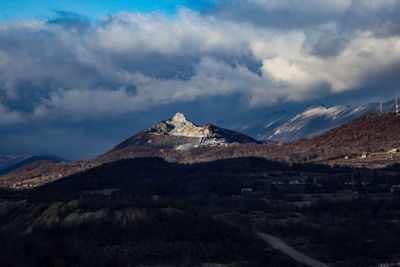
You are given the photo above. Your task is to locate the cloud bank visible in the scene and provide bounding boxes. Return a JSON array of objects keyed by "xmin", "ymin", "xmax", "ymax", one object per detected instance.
[{"xmin": 0, "ymin": 0, "xmax": 400, "ymax": 122}]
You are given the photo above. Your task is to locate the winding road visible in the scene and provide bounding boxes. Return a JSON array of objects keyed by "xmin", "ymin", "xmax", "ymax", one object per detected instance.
[{"xmin": 256, "ymin": 232, "xmax": 329, "ymax": 267}]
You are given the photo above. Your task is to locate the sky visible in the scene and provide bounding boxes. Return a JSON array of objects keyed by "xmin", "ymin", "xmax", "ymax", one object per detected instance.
[
  {"xmin": 0, "ymin": 0, "xmax": 400, "ymax": 159},
  {"xmin": 0, "ymin": 1, "xmax": 214, "ymax": 20}
]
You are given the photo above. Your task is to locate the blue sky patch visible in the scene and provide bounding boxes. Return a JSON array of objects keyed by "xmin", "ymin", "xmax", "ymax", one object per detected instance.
[{"xmin": 0, "ymin": 0, "xmax": 215, "ymax": 20}]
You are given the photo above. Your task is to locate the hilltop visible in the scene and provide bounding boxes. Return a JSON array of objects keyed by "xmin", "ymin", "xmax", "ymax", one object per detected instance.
[
  {"xmin": 0, "ymin": 154, "xmax": 66, "ymax": 175},
  {"xmin": 295, "ymin": 112, "xmax": 400, "ymax": 154}
]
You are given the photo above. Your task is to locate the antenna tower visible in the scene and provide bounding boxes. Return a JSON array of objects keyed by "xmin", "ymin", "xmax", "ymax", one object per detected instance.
[
  {"xmin": 396, "ymin": 97, "xmax": 399, "ymax": 115},
  {"xmin": 380, "ymin": 101, "xmax": 383, "ymax": 113}
]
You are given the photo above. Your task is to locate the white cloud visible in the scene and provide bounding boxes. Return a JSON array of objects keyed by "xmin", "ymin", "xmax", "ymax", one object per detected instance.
[
  {"xmin": 260, "ymin": 30, "xmax": 400, "ymax": 94},
  {"xmin": 250, "ymin": 0, "xmax": 352, "ymax": 14},
  {"xmin": 353, "ymin": 0, "xmax": 397, "ymax": 10}
]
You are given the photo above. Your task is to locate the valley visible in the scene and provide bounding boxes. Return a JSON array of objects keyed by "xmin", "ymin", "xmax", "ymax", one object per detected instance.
[{"xmin": 1, "ymin": 157, "xmax": 400, "ymax": 266}]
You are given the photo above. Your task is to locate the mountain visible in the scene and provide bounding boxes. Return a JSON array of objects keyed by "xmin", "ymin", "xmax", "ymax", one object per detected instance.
[
  {"xmin": 0, "ymin": 154, "xmax": 66, "ymax": 175},
  {"xmin": 0, "ymin": 113, "xmax": 258, "ymax": 188},
  {"xmin": 243, "ymin": 100, "xmax": 396, "ymax": 142},
  {"xmin": 0, "ymin": 155, "xmax": 31, "ymax": 171},
  {"xmin": 291, "ymin": 112, "xmax": 400, "ymax": 158},
  {"xmin": 111, "ymin": 112, "xmax": 258, "ymax": 151},
  {"xmin": 0, "ymin": 155, "xmax": 67, "ymax": 175},
  {"xmin": 75, "ymin": 111, "xmax": 400, "ymax": 168},
  {"xmin": 218, "ymin": 110, "xmax": 292, "ymax": 141}
]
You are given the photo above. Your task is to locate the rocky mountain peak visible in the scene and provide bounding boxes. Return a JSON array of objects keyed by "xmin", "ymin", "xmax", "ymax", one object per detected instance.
[
  {"xmin": 156, "ymin": 112, "xmax": 210, "ymax": 138},
  {"xmin": 164, "ymin": 112, "xmax": 198, "ymax": 133},
  {"xmin": 170, "ymin": 112, "xmax": 188, "ymax": 123}
]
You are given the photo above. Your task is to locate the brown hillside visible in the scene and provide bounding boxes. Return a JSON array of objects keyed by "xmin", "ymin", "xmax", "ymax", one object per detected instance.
[
  {"xmin": 3, "ymin": 112, "xmax": 400, "ymax": 188},
  {"xmin": 150, "ymin": 112, "xmax": 400, "ymax": 164},
  {"xmin": 98, "ymin": 112, "xmax": 400, "ymax": 165},
  {"xmin": 292, "ymin": 112, "xmax": 400, "ymax": 159}
]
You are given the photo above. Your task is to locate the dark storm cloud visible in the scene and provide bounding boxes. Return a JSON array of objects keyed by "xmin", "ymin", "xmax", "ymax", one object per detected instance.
[
  {"xmin": 0, "ymin": 101, "xmax": 22, "ymax": 124},
  {"xmin": 211, "ymin": 0, "xmax": 399, "ymax": 31},
  {"xmin": 209, "ymin": 0, "xmax": 347, "ymax": 28},
  {"xmin": 212, "ymin": 0, "xmax": 400, "ymax": 57},
  {"xmin": 308, "ymin": 34, "xmax": 349, "ymax": 58}
]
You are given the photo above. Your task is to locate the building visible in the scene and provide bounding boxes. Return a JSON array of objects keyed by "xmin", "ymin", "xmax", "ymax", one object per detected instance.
[
  {"xmin": 9, "ymin": 182, "xmax": 37, "ymax": 190},
  {"xmin": 391, "ymin": 185, "xmax": 400, "ymax": 194},
  {"xmin": 288, "ymin": 177, "xmax": 300, "ymax": 185},
  {"xmin": 387, "ymin": 148, "xmax": 399, "ymax": 153},
  {"xmin": 241, "ymin": 188, "xmax": 254, "ymax": 193},
  {"xmin": 361, "ymin": 179, "xmax": 371, "ymax": 186}
]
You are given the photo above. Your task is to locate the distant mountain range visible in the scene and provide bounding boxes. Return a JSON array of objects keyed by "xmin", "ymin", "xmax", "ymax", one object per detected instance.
[
  {"xmin": 0, "ymin": 113, "xmax": 258, "ymax": 188},
  {"xmin": 3, "ymin": 108, "xmax": 400, "ymax": 188},
  {"xmin": 239, "ymin": 100, "xmax": 396, "ymax": 142},
  {"xmin": 0, "ymin": 154, "xmax": 66, "ymax": 175}
]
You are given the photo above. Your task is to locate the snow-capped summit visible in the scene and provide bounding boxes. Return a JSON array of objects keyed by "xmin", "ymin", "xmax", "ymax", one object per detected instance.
[
  {"xmin": 255, "ymin": 101, "xmax": 393, "ymax": 142},
  {"xmin": 267, "ymin": 104, "xmax": 350, "ymax": 140}
]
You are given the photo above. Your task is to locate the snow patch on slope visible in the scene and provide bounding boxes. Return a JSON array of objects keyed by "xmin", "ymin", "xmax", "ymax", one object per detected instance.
[
  {"xmin": 296, "ymin": 105, "xmax": 348, "ymax": 119},
  {"xmin": 263, "ymin": 102, "xmax": 385, "ymax": 142}
]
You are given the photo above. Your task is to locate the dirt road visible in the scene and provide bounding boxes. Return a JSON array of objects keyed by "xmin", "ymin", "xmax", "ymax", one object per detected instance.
[{"xmin": 256, "ymin": 232, "xmax": 329, "ymax": 267}]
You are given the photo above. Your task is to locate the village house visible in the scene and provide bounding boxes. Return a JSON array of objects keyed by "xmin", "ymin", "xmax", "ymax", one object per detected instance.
[
  {"xmin": 360, "ymin": 152, "xmax": 370, "ymax": 158},
  {"xmin": 344, "ymin": 180, "xmax": 356, "ymax": 186},
  {"xmin": 10, "ymin": 182, "xmax": 37, "ymax": 190},
  {"xmin": 361, "ymin": 179, "xmax": 371, "ymax": 186},
  {"xmin": 387, "ymin": 148, "xmax": 399, "ymax": 153},
  {"xmin": 241, "ymin": 187, "xmax": 254, "ymax": 193},
  {"xmin": 288, "ymin": 177, "xmax": 300, "ymax": 185},
  {"xmin": 391, "ymin": 185, "xmax": 400, "ymax": 194}
]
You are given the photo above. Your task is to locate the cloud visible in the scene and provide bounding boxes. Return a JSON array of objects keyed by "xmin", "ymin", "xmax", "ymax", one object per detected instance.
[
  {"xmin": 242, "ymin": 0, "xmax": 352, "ymax": 14},
  {"xmin": 0, "ymin": 2, "xmax": 399, "ymax": 122},
  {"xmin": 32, "ymin": 57, "xmax": 269, "ymax": 120},
  {"xmin": 0, "ymin": 102, "xmax": 22, "ymax": 124},
  {"xmin": 261, "ymin": 30, "xmax": 400, "ymax": 94}
]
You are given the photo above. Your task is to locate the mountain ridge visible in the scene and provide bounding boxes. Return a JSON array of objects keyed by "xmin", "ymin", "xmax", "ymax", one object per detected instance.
[
  {"xmin": 252, "ymin": 100, "xmax": 396, "ymax": 142},
  {"xmin": 0, "ymin": 154, "xmax": 66, "ymax": 175},
  {"xmin": 3, "ymin": 111, "xmax": 400, "ymax": 188}
]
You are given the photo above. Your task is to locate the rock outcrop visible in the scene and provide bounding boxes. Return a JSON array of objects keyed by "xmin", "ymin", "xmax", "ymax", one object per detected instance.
[{"xmin": 150, "ymin": 112, "xmax": 213, "ymax": 138}]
